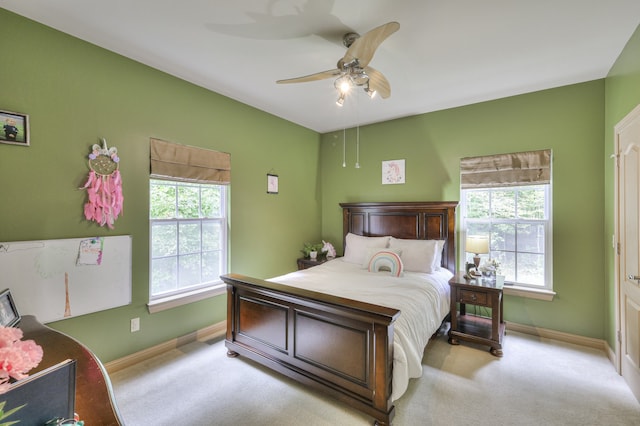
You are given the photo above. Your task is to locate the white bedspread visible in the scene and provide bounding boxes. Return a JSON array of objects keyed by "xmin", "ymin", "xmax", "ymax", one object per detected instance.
[{"xmin": 269, "ymin": 258, "xmax": 452, "ymax": 401}]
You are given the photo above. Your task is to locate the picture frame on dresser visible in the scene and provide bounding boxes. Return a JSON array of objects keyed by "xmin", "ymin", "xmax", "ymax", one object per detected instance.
[
  {"xmin": 0, "ymin": 109, "xmax": 29, "ymax": 146},
  {"xmin": 0, "ymin": 288, "xmax": 20, "ymax": 327}
]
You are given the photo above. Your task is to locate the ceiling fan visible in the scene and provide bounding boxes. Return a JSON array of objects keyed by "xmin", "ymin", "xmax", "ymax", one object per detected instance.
[{"xmin": 276, "ymin": 21, "xmax": 400, "ymax": 106}]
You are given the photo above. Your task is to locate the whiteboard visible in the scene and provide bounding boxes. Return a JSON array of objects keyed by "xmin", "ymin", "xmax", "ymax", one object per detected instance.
[{"xmin": 0, "ymin": 236, "xmax": 132, "ymax": 323}]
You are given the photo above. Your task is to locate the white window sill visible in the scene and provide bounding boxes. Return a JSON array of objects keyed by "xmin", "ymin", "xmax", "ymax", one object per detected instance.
[
  {"xmin": 147, "ymin": 283, "xmax": 226, "ymax": 313},
  {"xmin": 503, "ymin": 284, "xmax": 555, "ymax": 301}
]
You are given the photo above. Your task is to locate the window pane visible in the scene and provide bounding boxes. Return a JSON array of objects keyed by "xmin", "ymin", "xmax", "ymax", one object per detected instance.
[
  {"xmin": 493, "ymin": 251, "xmax": 515, "ymax": 282},
  {"xmin": 518, "ymin": 188, "xmax": 545, "ymax": 219},
  {"xmin": 203, "ymin": 221, "xmax": 221, "ymax": 251},
  {"xmin": 201, "ymin": 186, "xmax": 222, "ymax": 217},
  {"xmin": 202, "ymin": 250, "xmax": 221, "ymax": 282},
  {"xmin": 151, "ymin": 257, "xmax": 177, "ymax": 294},
  {"xmin": 491, "ymin": 223, "xmax": 515, "ymax": 251},
  {"xmin": 492, "ymin": 190, "xmax": 515, "ymax": 219},
  {"xmin": 178, "ymin": 253, "xmax": 201, "ymax": 288},
  {"xmin": 179, "ymin": 222, "xmax": 201, "ymax": 254},
  {"xmin": 177, "ymin": 184, "xmax": 200, "ymax": 219},
  {"xmin": 517, "ymin": 223, "xmax": 545, "ymax": 253},
  {"xmin": 517, "ymin": 252, "xmax": 545, "ymax": 285},
  {"xmin": 150, "ymin": 182, "xmax": 176, "ymax": 219},
  {"xmin": 152, "ymin": 222, "xmax": 177, "ymax": 257},
  {"xmin": 466, "ymin": 191, "xmax": 489, "ymax": 218}
]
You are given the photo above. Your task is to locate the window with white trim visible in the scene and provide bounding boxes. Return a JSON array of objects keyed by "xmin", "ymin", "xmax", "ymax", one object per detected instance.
[
  {"xmin": 460, "ymin": 150, "xmax": 553, "ymax": 291},
  {"xmin": 148, "ymin": 138, "xmax": 230, "ymax": 306},
  {"xmin": 150, "ymin": 180, "xmax": 227, "ymax": 300},
  {"xmin": 461, "ymin": 185, "xmax": 552, "ymax": 289}
]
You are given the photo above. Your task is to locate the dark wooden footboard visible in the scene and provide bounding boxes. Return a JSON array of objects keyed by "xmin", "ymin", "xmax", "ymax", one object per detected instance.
[
  {"xmin": 222, "ymin": 201, "xmax": 457, "ymax": 424},
  {"xmin": 221, "ymin": 273, "xmax": 400, "ymax": 426}
]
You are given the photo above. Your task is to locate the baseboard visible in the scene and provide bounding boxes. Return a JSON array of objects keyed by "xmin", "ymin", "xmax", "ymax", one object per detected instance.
[
  {"xmin": 604, "ymin": 340, "xmax": 619, "ymax": 372},
  {"xmin": 505, "ymin": 321, "xmax": 605, "ymax": 351},
  {"xmin": 106, "ymin": 320, "xmax": 609, "ymax": 374},
  {"xmin": 105, "ymin": 320, "xmax": 226, "ymax": 374}
]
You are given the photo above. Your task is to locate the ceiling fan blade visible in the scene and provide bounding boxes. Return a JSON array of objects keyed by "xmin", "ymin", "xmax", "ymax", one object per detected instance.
[
  {"xmin": 276, "ymin": 69, "xmax": 341, "ymax": 84},
  {"xmin": 342, "ymin": 21, "xmax": 399, "ymax": 68},
  {"xmin": 365, "ymin": 67, "xmax": 391, "ymax": 99}
]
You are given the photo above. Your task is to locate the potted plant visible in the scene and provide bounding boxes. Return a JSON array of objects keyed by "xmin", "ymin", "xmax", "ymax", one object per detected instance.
[{"xmin": 301, "ymin": 242, "xmax": 323, "ymax": 260}]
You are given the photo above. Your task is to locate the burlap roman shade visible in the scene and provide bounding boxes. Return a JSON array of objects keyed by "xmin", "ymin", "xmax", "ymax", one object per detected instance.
[
  {"xmin": 460, "ymin": 149, "xmax": 551, "ymax": 189},
  {"xmin": 150, "ymin": 138, "xmax": 230, "ymax": 184}
]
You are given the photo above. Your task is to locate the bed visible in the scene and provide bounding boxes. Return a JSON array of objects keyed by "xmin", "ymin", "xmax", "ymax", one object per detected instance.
[{"xmin": 221, "ymin": 201, "xmax": 457, "ymax": 425}]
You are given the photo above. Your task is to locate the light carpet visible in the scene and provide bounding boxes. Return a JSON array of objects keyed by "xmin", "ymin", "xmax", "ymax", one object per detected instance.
[{"xmin": 111, "ymin": 330, "xmax": 640, "ymax": 425}]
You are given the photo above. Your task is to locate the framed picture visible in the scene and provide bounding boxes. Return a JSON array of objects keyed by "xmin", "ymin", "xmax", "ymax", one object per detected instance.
[
  {"xmin": 0, "ymin": 288, "xmax": 20, "ymax": 327},
  {"xmin": 267, "ymin": 173, "xmax": 279, "ymax": 194},
  {"xmin": 382, "ymin": 159, "xmax": 405, "ymax": 184},
  {"xmin": 0, "ymin": 109, "xmax": 29, "ymax": 146}
]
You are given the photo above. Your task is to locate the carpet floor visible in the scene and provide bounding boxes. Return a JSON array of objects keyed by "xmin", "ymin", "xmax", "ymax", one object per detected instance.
[{"xmin": 111, "ymin": 330, "xmax": 640, "ymax": 425}]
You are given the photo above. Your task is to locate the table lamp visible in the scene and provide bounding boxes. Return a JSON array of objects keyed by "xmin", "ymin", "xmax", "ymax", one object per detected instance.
[{"xmin": 466, "ymin": 235, "xmax": 489, "ymax": 274}]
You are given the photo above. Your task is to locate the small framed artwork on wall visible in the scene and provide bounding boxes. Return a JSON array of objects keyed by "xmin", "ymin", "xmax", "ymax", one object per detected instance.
[
  {"xmin": 267, "ymin": 173, "xmax": 279, "ymax": 194},
  {"xmin": 0, "ymin": 109, "xmax": 29, "ymax": 146},
  {"xmin": 382, "ymin": 159, "xmax": 405, "ymax": 184},
  {"xmin": 0, "ymin": 288, "xmax": 20, "ymax": 327}
]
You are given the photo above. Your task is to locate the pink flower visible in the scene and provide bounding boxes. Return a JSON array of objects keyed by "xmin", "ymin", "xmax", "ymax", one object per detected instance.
[
  {"xmin": 0, "ymin": 326, "xmax": 43, "ymax": 394},
  {"xmin": 0, "ymin": 327, "xmax": 23, "ymax": 348}
]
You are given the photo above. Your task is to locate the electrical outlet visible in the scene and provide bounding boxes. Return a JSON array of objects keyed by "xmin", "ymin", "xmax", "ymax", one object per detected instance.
[{"xmin": 130, "ymin": 317, "xmax": 140, "ymax": 332}]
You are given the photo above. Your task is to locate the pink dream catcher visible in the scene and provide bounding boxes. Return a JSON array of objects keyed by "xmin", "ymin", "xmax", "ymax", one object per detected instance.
[{"xmin": 80, "ymin": 138, "xmax": 123, "ymax": 229}]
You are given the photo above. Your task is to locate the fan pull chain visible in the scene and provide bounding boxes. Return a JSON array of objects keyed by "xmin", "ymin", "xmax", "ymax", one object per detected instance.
[
  {"xmin": 355, "ymin": 125, "xmax": 360, "ymax": 168},
  {"xmin": 342, "ymin": 128, "xmax": 346, "ymax": 167},
  {"xmin": 355, "ymin": 94, "xmax": 360, "ymax": 168}
]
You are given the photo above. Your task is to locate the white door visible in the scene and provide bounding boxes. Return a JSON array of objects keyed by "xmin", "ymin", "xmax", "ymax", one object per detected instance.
[{"xmin": 616, "ymin": 104, "xmax": 640, "ymax": 402}]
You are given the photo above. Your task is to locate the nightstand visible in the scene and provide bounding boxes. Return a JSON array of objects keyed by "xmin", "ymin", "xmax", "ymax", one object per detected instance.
[
  {"xmin": 448, "ymin": 272, "xmax": 505, "ymax": 357},
  {"xmin": 297, "ymin": 257, "xmax": 329, "ymax": 270}
]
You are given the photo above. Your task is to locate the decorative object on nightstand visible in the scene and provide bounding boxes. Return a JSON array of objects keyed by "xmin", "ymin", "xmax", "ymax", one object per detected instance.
[
  {"xmin": 321, "ymin": 240, "xmax": 336, "ymax": 258},
  {"xmin": 448, "ymin": 272, "xmax": 505, "ymax": 357},
  {"xmin": 465, "ymin": 235, "xmax": 489, "ymax": 277},
  {"xmin": 300, "ymin": 242, "xmax": 323, "ymax": 259}
]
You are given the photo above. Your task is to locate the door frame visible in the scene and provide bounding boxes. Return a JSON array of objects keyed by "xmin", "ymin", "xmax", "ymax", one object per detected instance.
[{"xmin": 614, "ymin": 103, "xmax": 640, "ymax": 374}]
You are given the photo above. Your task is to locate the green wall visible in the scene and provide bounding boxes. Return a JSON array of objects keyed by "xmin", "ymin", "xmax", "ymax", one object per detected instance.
[
  {"xmin": 2, "ymin": 8, "xmax": 638, "ymax": 361},
  {"xmin": 320, "ymin": 81, "xmax": 606, "ymax": 338},
  {"xmin": 0, "ymin": 9, "xmax": 321, "ymax": 362},
  {"xmin": 604, "ymin": 24, "xmax": 640, "ymax": 349}
]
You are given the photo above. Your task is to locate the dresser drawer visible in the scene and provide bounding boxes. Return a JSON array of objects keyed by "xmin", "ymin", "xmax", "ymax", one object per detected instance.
[{"xmin": 458, "ymin": 289, "xmax": 489, "ymax": 306}]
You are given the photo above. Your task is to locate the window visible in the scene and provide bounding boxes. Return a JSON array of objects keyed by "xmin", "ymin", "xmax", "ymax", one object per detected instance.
[
  {"xmin": 150, "ymin": 180, "xmax": 227, "ymax": 300},
  {"xmin": 461, "ymin": 185, "xmax": 551, "ymax": 289},
  {"xmin": 460, "ymin": 149, "xmax": 553, "ymax": 294},
  {"xmin": 148, "ymin": 138, "xmax": 230, "ymax": 310}
]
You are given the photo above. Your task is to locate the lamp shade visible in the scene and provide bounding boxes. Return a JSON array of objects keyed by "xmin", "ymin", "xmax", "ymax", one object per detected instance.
[{"xmin": 466, "ymin": 235, "xmax": 489, "ymax": 254}]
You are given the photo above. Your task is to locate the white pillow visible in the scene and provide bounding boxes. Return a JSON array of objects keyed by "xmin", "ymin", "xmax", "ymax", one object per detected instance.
[
  {"xmin": 388, "ymin": 237, "xmax": 440, "ymax": 273},
  {"xmin": 361, "ymin": 247, "xmax": 403, "ymax": 268},
  {"xmin": 433, "ymin": 240, "xmax": 446, "ymax": 271},
  {"xmin": 342, "ymin": 233, "xmax": 390, "ymax": 264}
]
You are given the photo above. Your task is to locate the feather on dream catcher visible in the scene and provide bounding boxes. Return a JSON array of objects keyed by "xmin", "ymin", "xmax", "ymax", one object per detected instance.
[{"xmin": 80, "ymin": 138, "xmax": 123, "ymax": 228}]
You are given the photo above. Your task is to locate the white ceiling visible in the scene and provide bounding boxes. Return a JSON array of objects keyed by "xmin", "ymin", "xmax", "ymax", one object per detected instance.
[{"xmin": 2, "ymin": 0, "xmax": 640, "ymax": 133}]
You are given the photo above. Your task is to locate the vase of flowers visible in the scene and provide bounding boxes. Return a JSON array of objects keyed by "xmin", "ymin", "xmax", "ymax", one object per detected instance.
[
  {"xmin": 480, "ymin": 258, "xmax": 500, "ymax": 280},
  {"xmin": 0, "ymin": 326, "xmax": 44, "ymax": 425}
]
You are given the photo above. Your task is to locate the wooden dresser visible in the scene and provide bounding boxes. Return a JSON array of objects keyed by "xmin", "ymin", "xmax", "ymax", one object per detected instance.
[{"xmin": 19, "ymin": 315, "xmax": 124, "ymax": 425}]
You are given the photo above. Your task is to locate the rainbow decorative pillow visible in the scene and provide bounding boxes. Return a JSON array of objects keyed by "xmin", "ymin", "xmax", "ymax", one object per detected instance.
[{"xmin": 367, "ymin": 250, "xmax": 404, "ymax": 277}]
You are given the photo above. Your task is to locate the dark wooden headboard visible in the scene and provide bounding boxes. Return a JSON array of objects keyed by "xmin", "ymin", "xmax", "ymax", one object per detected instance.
[{"xmin": 340, "ymin": 201, "xmax": 458, "ymax": 273}]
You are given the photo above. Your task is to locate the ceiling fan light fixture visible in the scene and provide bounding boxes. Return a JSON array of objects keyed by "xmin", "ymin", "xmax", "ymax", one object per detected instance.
[
  {"xmin": 365, "ymin": 85, "xmax": 377, "ymax": 99},
  {"xmin": 334, "ymin": 75, "xmax": 352, "ymax": 94},
  {"xmin": 336, "ymin": 94, "xmax": 345, "ymax": 107},
  {"xmin": 353, "ymin": 71, "xmax": 369, "ymax": 86}
]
